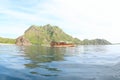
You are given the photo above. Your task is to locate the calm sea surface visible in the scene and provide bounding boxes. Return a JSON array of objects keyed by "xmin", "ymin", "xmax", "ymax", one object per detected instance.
[{"xmin": 0, "ymin": 45, "xmax": 120, "ymax": 80}]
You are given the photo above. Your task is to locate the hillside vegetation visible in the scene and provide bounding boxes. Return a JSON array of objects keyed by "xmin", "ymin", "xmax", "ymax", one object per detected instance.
[
  {"xmin": 24, "ymin": 24, "xmax": 81, "ymax": 45},
  {"xmin": 81, "ymin": 39, "xmax": 111, "ymax": 45},
  {"xmin": 0, "ymin": 24, "xmax": 111, "ymax": 45},
  {"xmin": 21, "ymin": 24, "xmax": 111, "ymax": 45},
  {"xmin": 0, "ymin": 37, "xmax": 15, "ymax": 44}
]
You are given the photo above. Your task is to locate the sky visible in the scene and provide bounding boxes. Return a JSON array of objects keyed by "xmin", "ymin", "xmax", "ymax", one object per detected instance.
[{"xmin": 0, "ymin": 0, "xmax": 120, "ymax": 43}]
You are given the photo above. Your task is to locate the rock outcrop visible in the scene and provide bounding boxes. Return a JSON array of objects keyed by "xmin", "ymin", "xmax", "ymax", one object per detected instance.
[{"xmin": 15, "ymin": 36, "xmax": 32, "ymax": 46}]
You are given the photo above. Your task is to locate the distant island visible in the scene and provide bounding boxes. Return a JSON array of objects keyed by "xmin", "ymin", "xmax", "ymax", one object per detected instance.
[
  {"xmin": 0, "ymin": 24, "xmax": 111, "ymax": 46},
  {"xmin": 0, "ymin": 37, "xmax": 15, "ymax": 44}
]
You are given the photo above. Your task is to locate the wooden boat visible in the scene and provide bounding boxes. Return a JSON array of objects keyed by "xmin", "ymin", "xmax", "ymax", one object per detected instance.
[{"xmin": 50, "ymin": 41, "xmax": 75, "ymax": 47}]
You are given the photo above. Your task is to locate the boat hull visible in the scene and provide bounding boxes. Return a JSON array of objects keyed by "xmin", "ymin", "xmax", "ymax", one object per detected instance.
[{"xmin": 50, "ymin": 41, "xmax": 75, "ymax": 47}]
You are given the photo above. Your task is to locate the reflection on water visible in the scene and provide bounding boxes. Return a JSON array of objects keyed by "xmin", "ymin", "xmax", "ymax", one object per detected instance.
[
  {"xmin": 0, "ymin": 45, "xmax": 120, "ymax": 80},
  {"xmin": 82, "ymin": 45, "xmax": 107, "ymax": 53},
  {"xmin": 21, "ymin": 46, "xmax": 65, "ymax": 74},
  {"xmin": 20, "ymin": 45, "xmax": 66, "ymax": 77},
  {"xmin": 23, "ymin": 46, "xmax": 65, "ymax": 63}
]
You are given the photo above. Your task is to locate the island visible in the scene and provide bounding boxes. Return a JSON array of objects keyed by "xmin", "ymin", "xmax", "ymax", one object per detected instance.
[{"xmin": 0, "ymin": 24, "xmax": 111, "ymax": 46}]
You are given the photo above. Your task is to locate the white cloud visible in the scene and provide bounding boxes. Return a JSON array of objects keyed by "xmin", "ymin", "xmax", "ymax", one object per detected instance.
[
  {"xmin": 41, "ymin": 0, "xmax": 120, "ymax": 43},
  {"xmin": 0, "ymin": 0, "xmax": 120, "ymax": 43}
]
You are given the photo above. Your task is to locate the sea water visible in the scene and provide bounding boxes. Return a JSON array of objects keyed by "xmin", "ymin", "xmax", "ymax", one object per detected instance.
[{"xmin": 0, "ymin": 45, "xmax": 120, "ymax": 80}]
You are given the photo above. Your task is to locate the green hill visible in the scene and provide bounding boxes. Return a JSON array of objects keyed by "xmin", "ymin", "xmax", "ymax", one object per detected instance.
[
  {"xmin": 24, "ymin": 24, "xmax": 81, "ymax": 45},
  {"xmin": 0, "ymin": 24, "xmax": 111, "ymax": 45},
  {"xmin": 81, "ymin": 39, "xmax": 111, "ymax": 45},
  {"xmin": 0, "ymin": 37, "xmax": 15, "ymax": 44}
]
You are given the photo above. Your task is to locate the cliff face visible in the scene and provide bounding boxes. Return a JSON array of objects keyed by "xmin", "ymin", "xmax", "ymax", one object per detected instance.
[{"xmin": 16, "ymin": 36, "xmax": 32, "ymax": 46}]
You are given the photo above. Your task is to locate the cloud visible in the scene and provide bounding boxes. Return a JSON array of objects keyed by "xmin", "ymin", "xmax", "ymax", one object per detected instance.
[
  {"xmin": 0, "ymin": 0, "xmax": 120, "ymax": 43},
  {"xmin": 44, "ymin": 0, "xmax": 120, "ymax": 43}
]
